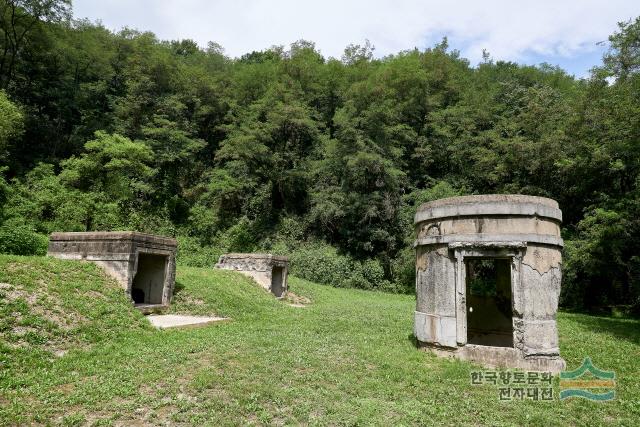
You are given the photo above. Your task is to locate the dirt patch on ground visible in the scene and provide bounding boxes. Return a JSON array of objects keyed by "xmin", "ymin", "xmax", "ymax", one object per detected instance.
[
  {"xmin": 173, "ymin": 294, "xmax": 205, "ymax": 306},
  {"xmin": 1, "ymin": 283, "xmax": 34, "ymax": 302},
  {"xmin": 283, "ymin": 291, "xmax": 311, "ymax": 307},
  {"xmin": 83, "ymin": 290, "xmax": 107, "ymax": 300},
  {"xmin": 3, "ymin": 263, "xmax": 21, "ymax": 273},
  {"xmin": 0, "ymin": 282, "xmax": 90, "ymax": 351}
]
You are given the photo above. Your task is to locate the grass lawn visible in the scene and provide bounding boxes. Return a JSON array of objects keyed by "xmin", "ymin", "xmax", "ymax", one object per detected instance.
[{"xmin": 1, "ymin": 255, "xmax": 639, "ymax": 426}]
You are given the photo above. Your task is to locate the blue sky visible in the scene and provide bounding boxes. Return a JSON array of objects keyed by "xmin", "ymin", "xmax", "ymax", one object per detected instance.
[{"xmin": 73, "ymin": 1, "xmax": 638, "ymax": 78}]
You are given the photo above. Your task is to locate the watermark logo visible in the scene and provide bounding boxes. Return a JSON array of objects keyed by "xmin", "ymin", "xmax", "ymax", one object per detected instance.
[
  {"xmin": 559, "ymin": 357, "xmax": 616, "ymax": 401},
  {"xmin": 470, "ymin": 370, "xmax": 554, "ymax": 401}
]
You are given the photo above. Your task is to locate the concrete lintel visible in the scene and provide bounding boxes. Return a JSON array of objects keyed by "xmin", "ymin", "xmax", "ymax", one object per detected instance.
[
  {"xmin": 47, "ymin": 253, "xmax": 133, "ymax": 261},
  {"xmin": 448, "ymin": 241, "xmax": 527, "ymax": 249},
  {"xmin": 414, "ymin": 233, "xmax": 563, "ymax": 248},
  {"xmin": 220, "ymin": 252, "xmax": 288, "ymax": 260}
]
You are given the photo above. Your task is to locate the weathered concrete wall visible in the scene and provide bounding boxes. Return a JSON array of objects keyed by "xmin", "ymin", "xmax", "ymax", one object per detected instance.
[
  {"xmin": 414, "ymin": 245, "xmax": 457, "ymax": 347},
  {"xmin": 47, "ymin": 232, "xmax": 177, "ymax": 306},
  {"xmin": 414, "ymin": 194, "xmax": 565, "ymax": 372},
  {"xmin": 215, "ymin": 253, "xmax": 289, "ymax": 297}
]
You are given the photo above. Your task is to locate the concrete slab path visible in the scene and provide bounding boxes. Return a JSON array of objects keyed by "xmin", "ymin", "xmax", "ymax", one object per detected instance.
[{"xmin": 147, "ymin": 314, "xmax": 228, "ymax": 329}]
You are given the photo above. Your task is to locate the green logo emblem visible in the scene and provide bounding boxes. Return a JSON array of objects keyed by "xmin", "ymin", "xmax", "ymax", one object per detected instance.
[{"xmin": 559, "ymin": 357, "xmax": 615, "ymax": 401}]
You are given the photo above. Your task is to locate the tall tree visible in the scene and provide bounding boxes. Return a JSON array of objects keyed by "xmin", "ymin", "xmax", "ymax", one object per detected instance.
[
  {"xmin": 0, "ymin": 0, "xmax": 71, "ymax": 87},
  {"xmin": 0, "ymin": 89, "xmax": 22, "ymax": 159}
]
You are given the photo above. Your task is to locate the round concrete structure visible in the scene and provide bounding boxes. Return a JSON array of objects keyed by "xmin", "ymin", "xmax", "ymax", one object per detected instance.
[{"xmin": 414, "ymin": 195, "xmax": 565, "ymax": 372}]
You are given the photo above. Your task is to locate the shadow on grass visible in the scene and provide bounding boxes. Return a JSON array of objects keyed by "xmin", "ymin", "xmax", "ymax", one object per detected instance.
[
  {"xmin": 571, "ymin": 313, "xmax": 640, "ymax": 345},
  {"xmin": 173, "ymin": 280, "xmax": 185, "ymax": 295},
  {"xmin": 407, "ymin": 333, "xmax": 418, "ymax": 348}
]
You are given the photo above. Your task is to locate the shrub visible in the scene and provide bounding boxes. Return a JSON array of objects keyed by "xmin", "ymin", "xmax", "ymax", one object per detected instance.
[
  {"xmin": 561, "ymin": 208, "xmax": 632, "ymax": 311},
  {"xmin": 217, "ymin": 217, "xmax": 257, "ymax": 253},
  {"xmin": 0, "ymin": 225, "xmax": 48, "ymax": 256},
  {"xmin": 289, "ymin": 243, "xmax": 353, "ymax": 287},
  {"xmin": 288, "ymin": 242, "xmax": 394, "ymax": 291},
  {"xmin": 176, "ymin": 235, "xmax": 224, "ymax": 268},
  {"xmin": 390, "ymin": 247, "xmax": 415, "ymax": 293}
]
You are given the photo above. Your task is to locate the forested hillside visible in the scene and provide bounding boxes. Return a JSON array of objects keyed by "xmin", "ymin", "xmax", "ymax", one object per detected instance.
[{"xmin": 1, "ymin": 1, "xmax": 639, "ymax": 312}]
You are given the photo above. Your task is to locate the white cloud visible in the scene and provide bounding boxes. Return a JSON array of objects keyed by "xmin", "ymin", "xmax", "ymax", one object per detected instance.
[{"xmin": 73, "ymin": 0, "xmax": 638, "ymax": 66}]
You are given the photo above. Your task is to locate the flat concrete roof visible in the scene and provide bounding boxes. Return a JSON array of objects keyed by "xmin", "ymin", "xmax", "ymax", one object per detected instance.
[
  {"xmin": 49, "ymin": 231, "xmax": 177, "ymax": 247},
  {"xmin": 220, "ymin": 253, "xmax": 289, "ymax": 262}
]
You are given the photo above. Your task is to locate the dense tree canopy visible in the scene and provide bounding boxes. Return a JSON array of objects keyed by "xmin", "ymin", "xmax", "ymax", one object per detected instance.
[{"xmin": 1, "ymin": 3, "xmax": 639, "ymax": 312}]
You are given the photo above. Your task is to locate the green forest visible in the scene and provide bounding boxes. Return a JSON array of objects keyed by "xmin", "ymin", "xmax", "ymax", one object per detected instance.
[{"xmin": 1, "ymin": 1, "xmax": 639, "ymax": 313}]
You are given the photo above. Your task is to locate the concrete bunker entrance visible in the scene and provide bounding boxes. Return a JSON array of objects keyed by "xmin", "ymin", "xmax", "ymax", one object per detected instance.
[
  {"xmin": 271, "ymin": 266, "xmax": 285, "ymax": 297},
  {"xmin": 465, "ymin": 257, "xmax": 513, "ymax": 347},
  {"xmin": 131, "ymin": 253, "xmax": 168, "ymax": 305}
]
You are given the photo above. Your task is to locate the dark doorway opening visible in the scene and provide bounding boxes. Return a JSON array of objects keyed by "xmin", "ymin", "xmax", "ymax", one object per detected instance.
[
  {"xmin": 465, "ymin": 258, "xmax": 513, "ymax": 347},
  {"xmin": 132, "ymin": 253, "xmax": 168, "ymax": 305},
  {"xmin": 131, "ymin": 288, "xmax": 145, "ymax": 304},
  {"xmin": 271, "ymin": 266, "xmax": 285, "ymax": 297}
]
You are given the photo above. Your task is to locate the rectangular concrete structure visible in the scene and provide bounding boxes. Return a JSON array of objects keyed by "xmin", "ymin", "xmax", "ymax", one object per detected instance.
[
  {"xmin": 215, "ymin": 253, "xmax": 289, "ymax": 297},
  {"xmin": 47, "ymin": 232, "xmax": 177, "ymax": 307}
]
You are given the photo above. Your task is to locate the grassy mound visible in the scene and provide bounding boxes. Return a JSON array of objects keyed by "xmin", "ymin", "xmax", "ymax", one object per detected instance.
[
  {"xmin": 169, "ymin": 267, "xmax": 288, "ymax": 320},
  {"xmin": 0, "ymin": 256, "xmax": 149, "ymax": 369},
  {"xmin": 1, "ymin": 259, "xmax": 639, "ymax": 425},
  {"xmin": 0, "ymin": 256, "xmax": 283, "ymax": 368}
]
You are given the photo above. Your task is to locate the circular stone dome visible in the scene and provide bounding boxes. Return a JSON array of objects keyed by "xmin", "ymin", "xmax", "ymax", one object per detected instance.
[
  {"xmin": 417, "ymin": 194, "xmax": 558, "ymax": 210},
  {"xmin": 414, "ymin": 194, "xmax": 563, "ymax": 248},
  {"xmin": 415, "ymin": 194, "xmax": 561, "ymax": 224}
]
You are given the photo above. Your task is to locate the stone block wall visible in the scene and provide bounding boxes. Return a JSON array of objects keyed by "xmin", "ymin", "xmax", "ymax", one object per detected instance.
[{"xmin": 215, "ymin": 253, "xmax": 289, "ymax": 297}]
